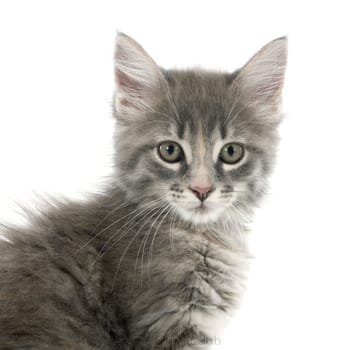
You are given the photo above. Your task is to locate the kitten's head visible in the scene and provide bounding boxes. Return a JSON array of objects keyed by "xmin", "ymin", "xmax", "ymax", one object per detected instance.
[{"xmin": 113, "ymin": 34, "xmax": 287, "ymax": 225}]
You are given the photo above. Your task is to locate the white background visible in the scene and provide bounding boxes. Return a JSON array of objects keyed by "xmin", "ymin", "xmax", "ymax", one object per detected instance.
[{"xmin": 0, "ymin": 1, "xmax": 349, "ymax": 349}]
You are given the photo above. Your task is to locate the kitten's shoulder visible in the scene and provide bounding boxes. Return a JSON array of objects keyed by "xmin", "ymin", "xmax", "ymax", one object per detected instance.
[{"xmin": 0, "ymin": 192, "xmax": 130, "ymax": 349}]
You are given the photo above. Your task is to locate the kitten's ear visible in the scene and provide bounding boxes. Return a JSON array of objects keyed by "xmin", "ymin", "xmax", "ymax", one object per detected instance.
[
  {"xmin": 235, "ymin": 37, "xmax": 288, "ymax": 121},
  {"xmin": 114, "ymin": 33, "xmax": 162, "ymax": 120}
]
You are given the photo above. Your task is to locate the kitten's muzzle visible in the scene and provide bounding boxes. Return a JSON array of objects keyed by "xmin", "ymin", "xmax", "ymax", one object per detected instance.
[{"xmin": 189, "ymin": 185, "xmax": 215, "ymax": 202}]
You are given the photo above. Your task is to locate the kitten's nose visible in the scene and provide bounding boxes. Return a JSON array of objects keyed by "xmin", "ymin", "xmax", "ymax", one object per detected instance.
[{"xmin": 190, "ymin": 186, "xmax": 214, "ymax": 202}]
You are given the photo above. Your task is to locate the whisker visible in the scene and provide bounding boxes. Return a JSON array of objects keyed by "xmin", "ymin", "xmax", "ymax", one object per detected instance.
[
  {"xmin": 86, "ymin": 204, "xmax": 162, "ymax": 278},
  {"xmin": 75, "ymin": 195, "xmax": 161, "ymax": 255},
  {"xmin": 132, "ymin": 206, "xmax": 167, "ymax": 288},
  {"xmin": 169, "ymin": 210, "xmax": 179, "ymax": 258},
  {"xmin": 140, "ymin": 205, "xmax": 170, "ymax": 288},
  {"xmin": 94, "ymin": 198, "xmax": 163, "ymax": 262},
  {"xmin": 147, "ymin": 205, "xmax": 172, "ymax": 287},
  {"xmin": 112, "ymin": 205, "xmax": 165, "ymax": 289}
]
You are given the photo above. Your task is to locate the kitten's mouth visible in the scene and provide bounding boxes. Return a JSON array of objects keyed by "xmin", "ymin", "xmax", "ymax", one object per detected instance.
[
  {"xmin": 173, "ymin": 200, "xmax": 224, "ymax": 224},
  {"xmin": 193, "ymin": 202, "xmax": 210, "ymax": 213},
  {"xmin": 198, "ymin": 202, "xmax": 207, "ymax": 209}
]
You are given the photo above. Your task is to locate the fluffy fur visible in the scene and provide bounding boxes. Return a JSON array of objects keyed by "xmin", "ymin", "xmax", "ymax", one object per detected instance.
[{"xmin": 0, "ymin": 34, "xmax": 287, "ymax": 349}]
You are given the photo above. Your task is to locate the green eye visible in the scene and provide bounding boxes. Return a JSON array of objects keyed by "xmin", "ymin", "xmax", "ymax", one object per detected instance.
[
  {"xmin": 158, "ymin": 141, "xmax": 184, "ymax": 163},
  {"xmin": 219, "ymin": 143, "xmax": 245, "ymax": 164}
]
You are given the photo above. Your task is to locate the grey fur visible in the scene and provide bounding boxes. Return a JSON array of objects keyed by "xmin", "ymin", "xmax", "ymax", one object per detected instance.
[{"xmin": 0, "ymin": 34, "xmax": 287, "ymax": 349}]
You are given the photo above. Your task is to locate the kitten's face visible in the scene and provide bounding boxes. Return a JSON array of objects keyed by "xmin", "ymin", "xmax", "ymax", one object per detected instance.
[
  {"xmin": 114, "ymin": 34, "xmax": 287, "ymax": 225},
  {"xmin": 155, "ymin": 123, "xmax": 247, "ymax": 225}
]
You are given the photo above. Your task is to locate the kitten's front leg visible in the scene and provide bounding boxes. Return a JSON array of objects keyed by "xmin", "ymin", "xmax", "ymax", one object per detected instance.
[
  {"xmin": 130, "ymin": 291, "xmax": 226, "ymax": 349},
  {"xmin": 146, "ymin": 323, "xmax": 213, "ymax": 350},
  {"xmin": 130, "ymin": 232, "xmax": 243, "ymax": 350}
]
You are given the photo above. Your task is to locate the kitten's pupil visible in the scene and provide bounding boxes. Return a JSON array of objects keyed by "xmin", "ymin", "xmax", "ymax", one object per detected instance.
[
  {"xmin": 227, "ymin": 145, "xmax": 235, "ymax": 157},
  {"xmin": 167, "ymin": 144, "xmax": 174, "ymax": 155}
]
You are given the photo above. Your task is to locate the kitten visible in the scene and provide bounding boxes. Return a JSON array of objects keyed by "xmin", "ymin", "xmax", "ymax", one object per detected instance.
[{"xmin": 0, "ymin": 33, "xmax": 287, "ymax": 349}]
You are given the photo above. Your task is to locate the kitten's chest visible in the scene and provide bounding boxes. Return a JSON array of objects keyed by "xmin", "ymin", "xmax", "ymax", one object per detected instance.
[
  {"xmin": 170, "ymin": 228, "xmax": 247, "ymax": 326},
  {"xmin": 129, "ymin": 226, "xmax": 248, "ymax": 345}
]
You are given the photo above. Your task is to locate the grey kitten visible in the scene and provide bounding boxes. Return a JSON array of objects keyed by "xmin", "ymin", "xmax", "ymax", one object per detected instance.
[{"xmin": 0, "ymin": 34, "xmax": 287, "ymax": 349}]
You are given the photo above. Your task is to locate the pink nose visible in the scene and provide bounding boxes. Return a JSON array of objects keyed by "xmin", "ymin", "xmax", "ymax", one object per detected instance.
[{"xmin": 190, "ymin": 186, "xmax": 214, "ymax": 201}]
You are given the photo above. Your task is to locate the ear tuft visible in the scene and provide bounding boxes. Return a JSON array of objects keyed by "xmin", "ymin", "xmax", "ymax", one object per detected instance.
[
  {"xmin": 236, "ymin": 37, "xmax": 288, "ymax": 115},
  {"xmin": 114, "ymin": 33, "xmax": 162, "ymax": 119}
]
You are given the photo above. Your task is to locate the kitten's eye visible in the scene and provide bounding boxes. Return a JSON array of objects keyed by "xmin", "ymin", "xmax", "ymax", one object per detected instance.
[
  {"xmin": 219, "ymin": 143, "xmax": 245, "ymax": 164},
  {"xmin": 158, "ymin": 141, "xmax": 184, "ymax": 163}
]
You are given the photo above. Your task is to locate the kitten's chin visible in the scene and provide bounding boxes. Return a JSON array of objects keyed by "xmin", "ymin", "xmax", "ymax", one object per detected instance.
[{"xmin": 175, "ymin": 204, "xmax": 225, "ymax": 225}]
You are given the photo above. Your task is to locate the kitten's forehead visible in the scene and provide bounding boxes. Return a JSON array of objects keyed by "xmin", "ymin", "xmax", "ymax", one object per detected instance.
[
  {"xmin": 164, "ymin": 70, "xmax": 236, "ymax": 137},
  {"xmin": 160, "ymin": 69, "xmax": 273, "ymax": 151}
]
